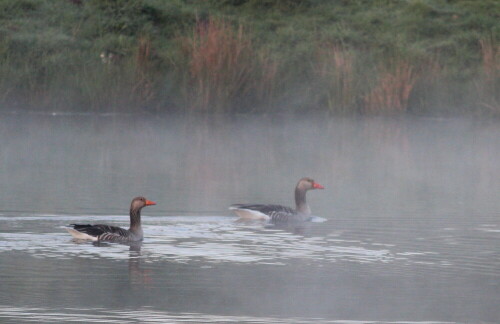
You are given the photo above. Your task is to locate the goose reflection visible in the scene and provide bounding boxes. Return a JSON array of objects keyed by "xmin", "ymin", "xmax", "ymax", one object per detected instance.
[
  {"xmin": 236, "ymin": 217, "xmax": 313, "ymax": 236},
  {"xmin": 88, "ymin": 241, "xmax": 153, "ymax": 286},
  {"xmin": 265, "ymin": 220, "xmax": 311, "ymax": 236},
  {"xmin": 128, "ymin": 242, "xmax": 153, "ymax": 287}
]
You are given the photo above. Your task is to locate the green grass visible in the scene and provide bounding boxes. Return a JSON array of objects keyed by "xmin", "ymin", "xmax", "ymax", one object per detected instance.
[{"xmin": 0, "ymin": 0, "xmax": 498, "ymax": 114}]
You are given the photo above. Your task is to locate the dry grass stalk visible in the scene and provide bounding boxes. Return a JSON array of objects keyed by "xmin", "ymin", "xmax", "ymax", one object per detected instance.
[
  {"xmin": 364, "ymin": 61, "xmax": 417, "ymax": 113},
  {"xmin": 255, "ymin": 51, "xmax": 278, "ymax": 106},
  {"xmin": 315, "ymin": 45, "xmax": 355, "ymax": 112},
  {"xmin": 132, "ymin": 36, "xmax": 154, "ymax": 105},
  {"xmin": 185, "ymin": 18, "xmax": 253, "ymax": 111},
  {"xmin": 477, "ymin": 37, "xmax": 499, "ymax": 112},
  {"xmin": 181, "ymin": 17, "xmax": 278, "ymax": 111},
  {"xmin": 479, "ymin": 37, "xmax": 500, "ymax": 81}
]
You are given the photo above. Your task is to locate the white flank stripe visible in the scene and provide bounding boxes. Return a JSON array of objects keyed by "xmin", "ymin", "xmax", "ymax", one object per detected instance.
[
  {"xmin": 231, "ymin": 208, "xmax": 270, "ymax": 221},
  {"xmin": 65, "ymin": 228, "xmax": 98, "ymax": 241}
]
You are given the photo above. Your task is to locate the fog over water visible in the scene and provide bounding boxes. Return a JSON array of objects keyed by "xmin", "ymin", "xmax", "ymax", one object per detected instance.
[{"xmin": 0, "ymin": 112, "xmax": 498, "ymax": 323}]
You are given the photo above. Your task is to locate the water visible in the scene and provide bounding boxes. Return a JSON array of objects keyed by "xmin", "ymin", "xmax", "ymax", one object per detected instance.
[{"xmin": 0, "ymin": 113, "xmax": 498, "ymax": 323}]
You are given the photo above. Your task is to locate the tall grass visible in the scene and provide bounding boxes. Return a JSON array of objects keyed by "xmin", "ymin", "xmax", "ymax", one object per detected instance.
[
  {"xmin": 314, "ymin": 45, "xmax": 357, "ymax": 113},
  {"xmin": 364, "ymin": 61, "xmax": 417, "ymax": 114},
  {"xmin": 0, "ymin": 0, "xmax": 497, "ymax": 115},
  {"xmin": 476, "ymin": 37, "xmax": 499, "ymax": 113},
  {"xmin": 179, "ymin": 18, "xmax": 277, "ymax": 112},
  {"xmin": 131, "ymin": 36, "xmax": 155, "ymax": 107}
]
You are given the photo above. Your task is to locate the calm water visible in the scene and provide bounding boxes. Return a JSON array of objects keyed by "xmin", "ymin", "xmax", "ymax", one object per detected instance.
[{"xmin": 0, "ymin": 113, "xmax": 498, "ymax": 323}]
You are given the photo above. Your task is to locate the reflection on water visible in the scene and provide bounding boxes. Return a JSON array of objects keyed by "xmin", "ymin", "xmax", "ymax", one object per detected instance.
[
  {"xmin": 0, "ymin": 113, "xmax": 499, "ymax": 323},
  {"xmin": 0, "ymin": 215, "xmax": 500, "ymax": 276},
  {"xmin": 0, "ymin": 306, "xmax": 458, "ymax": 323},
  {"xmin": 0, "ymin": 214, "xmax": 498, "ymax": 277},
  {"xmin": 0, "ymin": 216, "xmax": 393, "ymax": 265}
]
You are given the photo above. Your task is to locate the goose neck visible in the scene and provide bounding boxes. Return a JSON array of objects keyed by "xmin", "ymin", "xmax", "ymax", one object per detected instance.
[
  {"xmin": 129, "ymin": 208, "xmax": 142, "ymax": 232},
  {"xmin": 295, "ymin": 187, "xmax": 311, "ymax": 214}
]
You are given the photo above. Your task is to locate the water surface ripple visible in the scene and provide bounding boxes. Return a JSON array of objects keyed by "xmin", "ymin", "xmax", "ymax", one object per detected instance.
[
  {"xmin": 0, "ymin": 214, "xmax": 497, "ymax": 278},
  {"xmin": 0, "ymin": 114, "xmax": 499, "ymax": 323}
]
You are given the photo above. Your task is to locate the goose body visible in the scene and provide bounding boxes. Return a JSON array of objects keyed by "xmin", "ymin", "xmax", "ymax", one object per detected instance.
[
  {"xmin": 230, "ymin": 178, "xmax": 324, "ymax": 222},
  {"xmin": 66, "ymin": 196, "xmax": 156, "ymax": 243}
]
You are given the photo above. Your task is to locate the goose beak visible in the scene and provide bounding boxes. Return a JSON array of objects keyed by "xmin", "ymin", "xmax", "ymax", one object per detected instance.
[
  {"xmin": 313, "ymin": 183, "xmax": 325, "ymax": 189},
  {"xmin": 145, "ymin": 200, "xmax": 156, "ymax": 206}
]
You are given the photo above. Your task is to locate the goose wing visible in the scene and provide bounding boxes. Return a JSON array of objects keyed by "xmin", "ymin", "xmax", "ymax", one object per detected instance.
[
  {"xmin": 70, "ymin": 224, "xmax": 129, "ymax": 237},
  {"xmin": 97, "ymin": 231, "xmax": 132, "ymax": 243}
]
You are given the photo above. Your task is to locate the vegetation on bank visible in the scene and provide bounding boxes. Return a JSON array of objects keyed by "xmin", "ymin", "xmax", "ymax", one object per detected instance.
[{"xmin": 0, "ymin": 0, "xmax": 498, "ymax": 114}]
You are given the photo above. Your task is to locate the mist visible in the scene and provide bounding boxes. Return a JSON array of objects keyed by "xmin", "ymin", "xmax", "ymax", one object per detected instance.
[
  {"xmin": 1, "ymin": 0, "xmax": 498, "ymax": 322},
  {"xmin": 0, "ymin": 112, "xmax": 499, "ymax": 322}
]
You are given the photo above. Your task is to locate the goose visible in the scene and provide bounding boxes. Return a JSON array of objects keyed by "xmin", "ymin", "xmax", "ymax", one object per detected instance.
[
  {"xmin": 229, "ymin": 177, "xmax": 324, "ymax": 222},
  {"xmin": 66, "ymin": 196, "xmax": 156, "ymax": 243}
]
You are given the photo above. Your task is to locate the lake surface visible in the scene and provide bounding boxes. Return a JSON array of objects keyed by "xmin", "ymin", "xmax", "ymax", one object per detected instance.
[{"xmin": 0, "ymin": 112, "xmax": 498, "ymax": 323}]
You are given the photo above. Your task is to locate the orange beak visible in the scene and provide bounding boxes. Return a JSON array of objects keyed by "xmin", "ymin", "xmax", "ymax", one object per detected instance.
[
  {"xmin": 313, "ymin": 182, "xmax": 325, "ymax": 189},
  {"xmin": 145, "ymin": 200, "xmax": 156, "ymax": 206}
]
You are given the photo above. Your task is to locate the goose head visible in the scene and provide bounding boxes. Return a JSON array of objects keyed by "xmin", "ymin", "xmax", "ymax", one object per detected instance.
[
  {"xmin": 130, "ymin": 196, "xmax": 156, "ymax": 211},
  {"xmin": 296, "ymin": 177, "xmax": 325, "ymax": 191}
]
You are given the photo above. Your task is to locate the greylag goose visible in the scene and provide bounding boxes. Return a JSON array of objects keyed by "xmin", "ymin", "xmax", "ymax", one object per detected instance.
[
  {"xmin": 230, "ymin": 177, "xmax": 324, "ymax": 222},
  {"xmin": 66, "ymin": 196, "xmax": 156, "ymax": 243}
]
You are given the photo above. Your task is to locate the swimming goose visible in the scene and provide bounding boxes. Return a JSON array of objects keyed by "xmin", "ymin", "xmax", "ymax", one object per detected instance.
[
  {"xmin": 66, "ymin": 196, "xmax": 156, "ymax": 243},
  {"xmin": 229, "ymin": 177, "xmax": 324, "ymax": 222}
]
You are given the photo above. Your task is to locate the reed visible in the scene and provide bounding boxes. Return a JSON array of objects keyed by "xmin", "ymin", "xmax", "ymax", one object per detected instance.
[
  {"xmin": 131, "ymin": 36, "xmax": 155, "ymax": 107},
  {"xmin": 480, "ymin": 38, "xmax": 498, "ymax": 80},
  {"xmin": 363, "ymin": 61, "xmax": 418, "ymax": 114},
  {"xmin": 179, "ymin": 17, "xmax": 277, "ymax": 112},
  {"xmin": 0, "ymin": 0, "xmax": 497, "ymax": 115},
  {"xmin": 181, "ymin": 18, "xmax": 251, "ymax": 111},
  {"xmin": 476, "ymin": 37, "xmax": 499, "ymax": 113},
  {"xmin": 314, "ymin": 44, "xmax": 357, "ymax": 113},
  {"xmin": 255, "ymin": 50, "xmax": 279, "ymax": 109}
]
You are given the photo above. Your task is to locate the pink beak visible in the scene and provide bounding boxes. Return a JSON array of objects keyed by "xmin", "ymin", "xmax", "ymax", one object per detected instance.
[{"xmin": 145, "ymin": 200, "xmax": 156, "ymax": 206}]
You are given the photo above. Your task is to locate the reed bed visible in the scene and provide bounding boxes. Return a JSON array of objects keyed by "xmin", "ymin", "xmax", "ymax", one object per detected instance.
[
  {"xmin": 0, "ymin": 0, "xmax": 497, "ymax": 115},
  {"xmin": 476, "ymin": 37, "xmax": 499, "ymax": 113},
  {"xmin": 314, "ymin": 45, "xmax": 357, "ymax": 113},
  {"xmin": 364, "ymin": 61, "xmax": 417, "ymax": 114},
  {"xmin": 179, "ymin": 18, "xmax": 277, "ymax": 112}
]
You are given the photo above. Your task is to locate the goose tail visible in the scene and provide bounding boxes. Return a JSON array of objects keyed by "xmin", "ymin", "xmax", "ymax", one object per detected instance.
[
  {"xmin": 229, "ymin": 205, "xmax": 270, "ymax": 220},
  {"xmin": 66, "ymin": 228, "xmax": 98, "ymax": 241}
]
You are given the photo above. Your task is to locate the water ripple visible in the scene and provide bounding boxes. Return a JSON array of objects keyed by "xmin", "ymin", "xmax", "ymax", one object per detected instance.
[
  {"xmin": 0, "ymin": 215, "xmax": 392, "ymax": 265},
  {"xmin": 0, "ymin": 306, "xmax": 461, "ymax": 324},
  {"xmin": 0, "ymin": 215, "xmax": 498, "ymax": 277}
]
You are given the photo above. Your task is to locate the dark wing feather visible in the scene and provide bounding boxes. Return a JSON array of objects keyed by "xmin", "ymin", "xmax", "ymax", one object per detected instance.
[
  {"xmin": 98, "ymin": 232, "xmax": 132, "ymax": 243},
  {"xmin": 70, "ymin": 224, "xmax": 129, "ymax": 238},
  {"xmin": 267, "ymin": 210, "xmax": 295, "ymax": 223}
]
